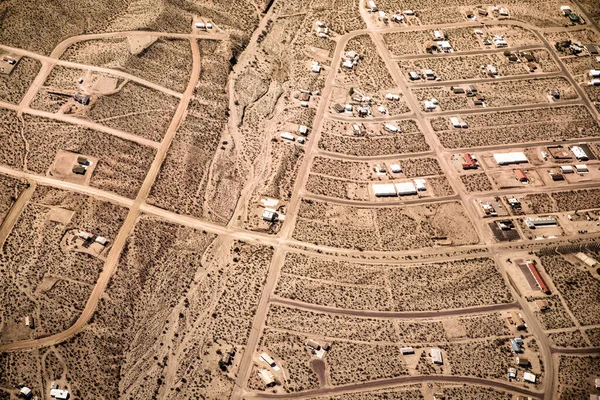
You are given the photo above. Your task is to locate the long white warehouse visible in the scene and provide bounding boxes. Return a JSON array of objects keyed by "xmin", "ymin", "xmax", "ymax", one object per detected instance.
[
  {"xmin": 395, "ymin": 182, "xmax": 417, "ymax": 195},
  {"xmin": 373, "ymin": 183, "xmax": 397, "ymax": 197},
  {"xmin": 493, "ymin": 152, "xmax": 528, "ymax": 165}
]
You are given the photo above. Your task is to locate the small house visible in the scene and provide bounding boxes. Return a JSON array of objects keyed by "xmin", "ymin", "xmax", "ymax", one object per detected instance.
[
  {"xmin": 516, "ymin": 356, "xmax": 530, "ymax": 366},
  {"xmin": 310, "ymin": 61, "xmax": 321, "ymax": 73},
  {"xmin": 395, "ymin": 182, "xmax": 417, "ymax": 196},
  {"xmin": 195, "ymin": 22, "xmax": 206, "ymax": 29},
  {"xmin": 560, "ymin": 5, "xmax": 572, "ymax": 15},
  {"xmin": 409, "ymin": 71, "xmax": 420, "ymax": 80},
  {"xmin": 95, "ymin": 236, "xmax": 108, "ymax": 246},
  {"xmin": 431, "ymin": 348, "xmax": 443, "ymax": 365},
  {"xmin": 452, "ymin": 86, "xmax": 466, "ymax": 94},
  {"xmin": 523, "ymin": 372, "xmax": 536, "ymax": 384},
  {"xmin": 508, "ymin": 368, "xmax": 517, "ymax": 379},
  {"xmin": 306, "ymin": 339, "xmax": 321, "ymax": 350},
  {"xmin": 259, "ymin": 369, "xmax": 275, "ymax": 386},
  {"xmin": 19, "ymin": 387, "xmax": 32, "ymax": 399},
  {"xmin": 298, "ymin": 125, "xmax": 309, "ymax": 136},
  {"xmin": 400, "ymin": 347, "xmax": 414, "ymax": 355},
  {"xmin": 390, "ymin": 164, "xmax": 402, "ymax": 173},
  {"xmin": 77, "ymin": 156, "xmax": 90, "ymax": 166},
  {"xmin": 595, "ymin": 378, "xmax": 600, "ymax": 389},
  {"xmin": 72, "ymin": 165, "xmax": 87, "ymax": 175},
  {"xmin": 332, "ymin": 103, "xmax": 344, "ymax": 113},
  {"xmin": 260, "ymin": 352, "xmax": 276, "ymax": 367},
  {"xmin": 73, "ymin": 93, "xmax": 90, "ymax": 106},
  {"xmin": 50, "ymin": 389, "xmax": 69, "ymax": 400},
  {"xmin": 536, "ymin": 299, "xmax": 550, "ymax": 311},
  {"xmin": 262, "ymin": 210, "xmax": 277, "ymax": 222},
  {"xmin": 384, "ymin": 123, "xmax": 399, "ymax": 133},
  {"xmin": 515, "ymin": 169, "xmax": 529, "ymax": 183},
  {"xmin": 511, "ymin": 339, "xmax": 523, "ymax": 353},
  {"xmin": 574, "ymin": 164, "xmax": 589, "ymax": 173},
  {"xmin": 560, "ymin": 165, "xmax": 574, "ymax": 174},
  {"xmin": 280, "ymin": 132, "xmax": 295, "ymax": 141}
]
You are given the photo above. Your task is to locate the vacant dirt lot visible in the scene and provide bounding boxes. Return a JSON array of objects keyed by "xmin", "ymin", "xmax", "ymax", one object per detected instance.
[
  {"xmin": 306, "ymin": 174, "xmax": 370, "ymax": 201},
  {"xmin": 87, "ymin": 80, "xmax": 180, "ymax": 142},
  {"xmin": 319, "ymin": 131, "xmax": 431, "ymax": 157},
  {"xmin": 446, "ymin": 339, "xmax": 515, "ymax": 379},
  {"xmin": 548, "ymin": 330, "xmax": 589, "ymax": 348},
  {"xmin": 266, "ymin": 304, "xmax": 398, "ymax": 342},
  {"xmin": 293, "ymin": 200, "xmax": 479, "ymax": 251},
  {"xmin": 328, "ymin": 342, "xmax": 408, "ymax": 385},
  {"xmin": 275, "ymin": 273, "xmax": 393, "ymax": 310},
  {"xmin": 0, "ymin": 174, "xmax": 27, "ymax": 224},
  {"xmin": 0, "ymin": 57, "xmax": 41, "ymax": 104},
  {"xmin": 460, "ymin": 173, "xmax": 494, "ymax": 192},
  {"xmin": 307, "ymin": 386, "xmax": 423, "ymax": 399},
  {"xmin": 442, "ymin": 384, "xmax": 513, "ymax": 400},
  {"xmin": 388, "ymin": 258, "xmax": 513, "ymax": 311},
  {"xmin": 61, "ymin": 37, "xmax": 192, "ymax": 92},
  {"xmin": 540, "ymin": 254, "xmax": 600, "ymax": 326},
  {"xmin": 558, "ymin": 355, "xmax": 600, "ymax": 393},
  {"xmin": 551, "ymin": 189, "xmax": 600, "ymax": 212}
]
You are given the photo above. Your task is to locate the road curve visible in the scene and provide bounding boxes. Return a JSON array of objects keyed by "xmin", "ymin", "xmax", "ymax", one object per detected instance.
[
  {"xmin": 247, "ymin": 375, "xmax": 542, "ymax": 399},
  {"xmin": 270, "ymin": 297, "xmax": 520, "ymax": 319}
]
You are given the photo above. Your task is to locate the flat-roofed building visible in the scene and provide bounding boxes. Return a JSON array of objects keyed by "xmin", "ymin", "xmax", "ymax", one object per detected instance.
[
  {"xmin": 395, "ymin": 182, "xmax": 417, "ymax": 196},
  {"xmin": 373, "ymin": 183, "xmax": 397, "ymax": 197},
  {"xmin": 431, "ymin": 348, "xmax": 443, "ymax": 364},
  {"xmin": 494, "ymin": 152, "xmax": 528, "ymax": 165}
]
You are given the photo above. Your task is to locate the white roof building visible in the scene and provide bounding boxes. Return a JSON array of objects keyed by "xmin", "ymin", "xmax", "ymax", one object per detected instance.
[
  {"xmin": 280, "ymin": 132, "xmax": 295, "ymax": 141},
  {"xmin": 368, "ymin": 0, "xmax": 377, "ymax": 9},
  {"xmin": 343, "ymin": 59, "xmax": 353, "ymax": 69},
  {"xmin": 390, "ymin": 164, "xmax": 402, "ymax": 173},
  {"xmin": 424, "ymin": 100, "xmax": 436, "ymax": 110},
  {"xmin": 259, "ymin": 369, "xmax": 275, "ymax": 386},
  {"xmin": 575, "ymin": 252, "xmax": 598, "ymax": 267},
  {"xmin": 523, "ymin": 372, "xmax": 536, "ymax": 384},
  {"xmin": 493, "ymin": 152, "xmax": 528, "ymax": 165},
  {"xmin": 433, "ymin": 31, "xmax": 444, "ymax": 40},
  {"xmin": 373, "ymin": 183, "xmax": 397, "ymax": 197},
  {"xmin": 414, "ymin": 179, "xmax": 426, "ymax": 191},
  {"xmin": 560, "ymin": 165, "xmax": 574, "ymax": 173},
  {"xmin": 431, "ymin": 348, "xmax": 443, "ymax": 364},
  {"xmin": 262, "ymin": 209, "xmax": 277, "ymax": 222},
  {"xmin": 437, "ymin": 41, "xmax": 453, "ymax": 51},
  {"xmin": 299, "ymin": 125, "xmax": 308, "ymax": 135},
  {"xmin": 589, "ymin": 70, "xmax": 600, "ymax": 77},
  {"xmin": 570, "ymin": 145, "xmax": 588, "ymax": 160},
  {"xmin": 450, "ymin": 117, "xmax": 461, "ymax": 128},
  {"xmin": 560, "ymin": 5, "xmax": 572, "ymax": 15},
  {"xmin": 384, "ymin": 123, "xmax": 399, "ymax": 132},
  {"xmin": 311, "ymin": 61, "xmax": 321, "ymax": 73},
  {"xmin": 494, "ymin": 38, "xmax": 508, "ymax": 48},
  {"xmin": 20, "ymin": 387, "xmax": 32, "ymax": 398},
  {"xmin": 400, "ymin": 347, "xmax": 414, "ymax": 354},
  {"xmin": 260, "ymin": 352, "xmax": 276, "ymax": 367},
  {"xmin": 195, "ymin": 22, "xmax": 206, "ymax": 29},
  {"xmin": 50, "ymin": 389, "xmax": 69, "ymax": 400},
  {"xmin": 95, "ymin": 236, "xmax": 108, "ymax": 246},
  {"xmin": 486, "ymin": 64, "xmax": 497, "ymax": 75},
  {"xmin": 574, "ymin": 164, "xmax": 588, "ymax": 172},
  {"xmin": 395, "ymin": 182, "xmax": 417, "ymax": 195}
]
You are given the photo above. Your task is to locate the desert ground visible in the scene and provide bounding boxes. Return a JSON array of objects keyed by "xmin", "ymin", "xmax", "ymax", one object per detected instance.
[{"xmin": 1, "ymin": 0, "xmax": 600, "ymax": 399}]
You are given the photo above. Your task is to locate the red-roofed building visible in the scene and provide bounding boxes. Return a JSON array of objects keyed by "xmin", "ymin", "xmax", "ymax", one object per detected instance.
[
  {"xmin": 462, "ymin": 153, "xmax": 477, "ymax": 169},
  {"xmin": 515, "ymin": 169, "xmax": 528, "ymax": 182},
  {"xmin": 527, "ymin": 261, "xmax": 551, "ymax": 294}
]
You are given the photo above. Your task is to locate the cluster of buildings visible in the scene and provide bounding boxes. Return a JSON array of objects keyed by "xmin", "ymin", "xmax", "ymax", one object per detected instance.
[
  {"xmin": 342, "ymin": 50, "xmax": 360, "ymax": 69},
  {"xmin": 78, "ymin": 230, "xmax": 109, "ymax": 247},
  {"xmin": 72, "ymin": 156, "xmax": 92, "ymax": 176},
  {"xmin": 315, "ymin": 21, "xmax": 329, "ymax": 38},
  {"xmin": 258, "ymin": 352, "xmax": 280, "ymax": 387},
  {"xmin": 372, "ymin": 180, "xmax": 426, "ymax": 197},
  {"xmin": 559, "ymin": 5, "xmax": 583, "ymax": 24},
  {"xmin": 18, "ymin": 385, "xmax": 69, "ymax": 400}
]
